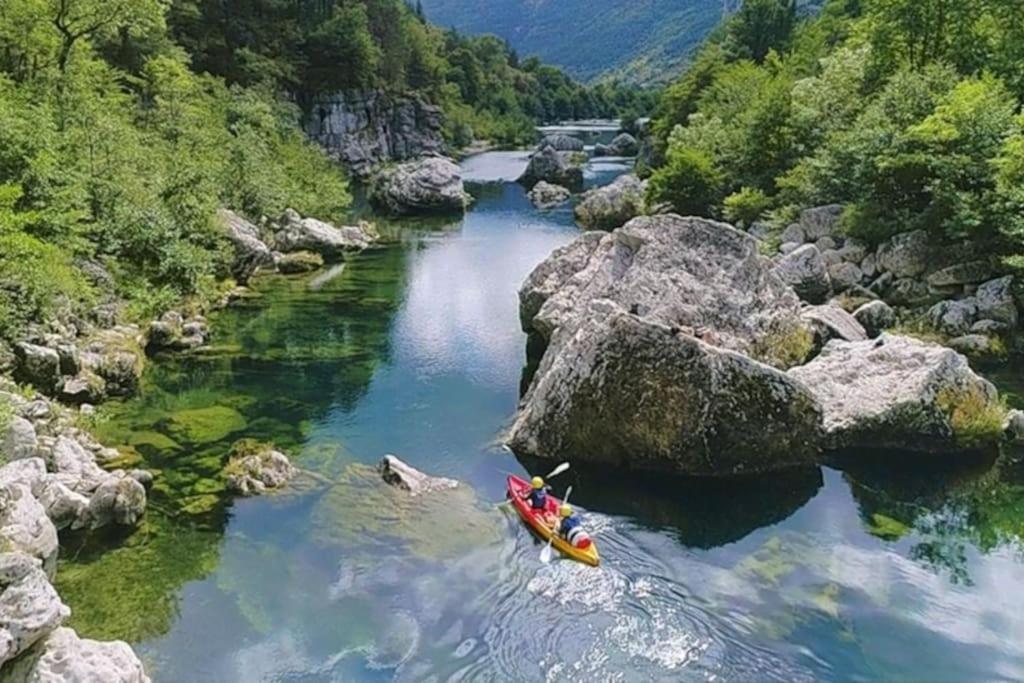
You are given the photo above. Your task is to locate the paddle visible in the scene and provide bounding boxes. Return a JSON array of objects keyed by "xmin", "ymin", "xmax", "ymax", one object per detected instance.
[{"xmin": 540, "ymin": 485, "xmax": 572, "ymax": 565}]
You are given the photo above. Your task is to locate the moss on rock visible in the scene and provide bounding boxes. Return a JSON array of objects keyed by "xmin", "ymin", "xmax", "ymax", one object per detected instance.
[{"xmin": 164, "ymin": 406, "xmax": 247, "ymax": 445}]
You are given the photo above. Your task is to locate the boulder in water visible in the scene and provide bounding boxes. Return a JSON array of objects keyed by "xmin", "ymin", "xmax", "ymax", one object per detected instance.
[
  {"xmin": 517, "ymin": 146, "xmax": 584, "ymax": 191},
  {"xmin": 788, "ymin": 334, "xmax": 1004, "ymax": 453},
  {"xmin": 224, "ymin": 441, "xmax": 297, "ymax": 496},
  {"xmin": 76, "ymin": 473, "xmax": 147, "ymax": 530},
  {"xmin": 274, "ymin": 209, "xmax": 376, "ymax": 258},
  {"xmin": 277, "ymin": 251, "xmax": 325, "ymax": 274},
  {"xmin": 369, "ymin": 156, "xmax": 471, "ymax": 216},
  {"xmin": 593, "ymin": 132, "xmax": 639, "ymax": 157},
  {"xmin": 217, "ymin": 209, "xmax": 273, "ymax": 284},
  {"xmin": 573, "ymin": 174, "xmax": 647, "ymax": 230},
  {"xmin": 378, "ymin": 455, "xmax": 459, "ymax": 496},
  {"xmin": 527, "ymin": 181, "xmax": 571, "ymax": 210},
  {"xmin": 537, "ymin": 134, "xmax": 584, "ymax": 152}
]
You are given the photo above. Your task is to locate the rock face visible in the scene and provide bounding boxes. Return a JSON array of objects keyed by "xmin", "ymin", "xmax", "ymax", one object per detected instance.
[
  {"xmin": 274, "ymin": 209, "xmax": 376, "ymax": 258},
  {"xmin": 508, "ymin": 307, "xmax": 823, "ymax": 476},
  {"xmin": 305, "ymin": 91, "xmax": 444, "ymax": 178},
  {"xmin": 517, "ymin": 146, "xmax": 584, "ymax": 191},
  {"xmin": 378, "ymin": 455, "xmax": 459, "ymax": 496},
  {"xmin": 511, "ymin": 214, "xmax": 822, "ymax": 475},
  {"xmin": 224, "ymin": 444, "xmax": 297, "ymax": 496},
  {"xmin": 789, "ymin": 334, "xmax": 1001, "ymax": 453},
  {"xmin": 594, "ymin": 132, "xmax": 639, "ymax": 157},
  {"xmin": 217, "ymin": 209, "xmax": 273, "ymax": 284},
  {"xmin": 0, "ymin": 552, "xmax": 69, "ymax": 667},
  {"xmin": 369, "ymin": 157, "xmax": 471, "ymax": 215},
  {"xmin": 537, "ymin": 134, "xmax": 584, "ymax": 152},
  {"xmin": 573, "ymin": 174, "xmax": 647, "ymax": 231},
  {"xmin": 527, "ymin": 181, "xmax": 571, "ymax": 210},
  {"xmin": 3, "ymin": 627, "xmax": 150, "ymax": 683},
  {"xmin": 775, "ymin": 244, "xmax": 830, "ymax": 304}
]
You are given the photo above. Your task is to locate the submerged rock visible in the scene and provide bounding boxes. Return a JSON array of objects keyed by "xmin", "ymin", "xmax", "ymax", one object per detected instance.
[
  {"xmin": 224, "ymin": 441, "xmax": 297, "ymax": 496},
  {"xmin": 274, "ymin": 209, "xmax": 376, "ymax": 258},
  {"xmin": 378, "ymin": 455, "xmax": 458, "ymax": 496},
  {"xmin": 3, "ymin": 627, "xmax": 150, "ymax": 683},
  {"xmin": 573, "ymin": 174, "xmax": 647, "ymax": 231},
  {"xmin": 788, "ymin": 334, "xmax": 1003, "ymax": 453},
  {"xmin": 277, "ymin": 251, "xmax": 325, "ymax": 274},
  {"xmin": 775, "ymin": 244, "xmax": 830, "ymax": 304},
  {"xmin": 146, "ymin": 311, "xmax": 209, "ymax": 353},
  {"xmin": 517, "ymin": 146, "xmax": 584, "ymax": 191},
  {"xmin": 537, "ymin": 134, "xmax": 584, "ymax": 152},
  {"xmin": 527, "ymin": 181, "xmax": 571, "ymax": 210},
  {"xmin": 0, "ymin": 552, "xmax": 69, "ymax": 668},
  {"xmin": 218, "ymin": 209, "xmax": 273, "ymax": 284},
  {"xmin": 369, "ymin": 157, "xmax": 471, "ymax": 216}
]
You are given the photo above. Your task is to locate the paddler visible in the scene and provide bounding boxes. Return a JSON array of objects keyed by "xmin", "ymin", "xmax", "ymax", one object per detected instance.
[
  {"xmin": 521, "ymin": 476, "xmax": 550, "ymax": 510},
  {"xmin": 557, "ymin": 504, "xmax": 592, "ymax": 549}
]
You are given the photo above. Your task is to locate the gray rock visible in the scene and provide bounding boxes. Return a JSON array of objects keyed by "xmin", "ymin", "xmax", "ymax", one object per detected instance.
[
  {"xmin": 788, "ymin": 334, "xmax": 1002, "ymax": 453},
  {"xmin": 573, "ymin": 174, "xmax": 647, "ymax": 231},
  {"xmin": 779, "ymin": 242, "xmax": 801, "ymax": 255},
  {"xmin": 975, "ymin": 276, "xmax": 1018, "ymax": 327},
  {"xmin": 861, "ymin": 252, "xmax": 878, "ymax": 279},
  {"xmin": 928, "ymin": 299, "xmax": 978, "ymax": 336},
  {"xmin": 593, "ymin": 132, "xmax": 639, "ymax": 157},
  {"xmin": 47, "ymin": 437, "xmax": 107, "ymax": 495},
  {"xmin": 0, "ymin": 552, "xmax": 69, "ymax": 668},
  {"xmin": 854, "ymin": 300, "xmax": 896, "ymax": 338},
  {"xmin": 821, "ymin": 249, "xmax": 843, "ymax": 267},
  {"xmin": 369, "ymin": 157, "xmax": 471, "ymax": 216},
  {"xmin": 3, "ymin": 627, "xmax": 150, "ymax": 683},
  {"xmin": 527, "ymin": 181, "xmax": 571, "ymax": 210},
  {"xmin": 275, "ymin": 210, "xmax": 377, "ymax": 256},
  {"xmin": 54, "ymin": 344, "xmax": 78, "ymax": 377},
  {"xmin": 800, "ymin": 205, "xmax": 843, "ymax": 240},
  {"xmin": 277, "ymin": 251, "xmax": 325, "ymax": 274},
  {"xmin": 0, "ymin": 459, "xmax": 46, "ymax": 495},
  {"xmin": 128, "ymin": 470, "xmax": 153, "ymax": 488},
  {"xmin": 1005, "ymin": 409, "xmax": 1024, "ymax": 444},
  {"xmin": 225, "ymin": 447, "xmax": 297, "ymax": 496},
  {"xmin": 508, "ymin": 307, "xmax": 823, "ymax": 476},
  {"xmin": 537, "ymin": 134, "xmax": 584, "ymax": 152},
  {"xmin": 877, "ymin": 230, "xmax": 932, "ymax": 278},
  {"xmin": 971, "ymin": 319, "xmax": 1012, "ymax": 335},
  {"xmin": 58, "ymin": 371, "xmax": 106, "ymax": 405},
  {"xmin": 780, "ymin": 223, "xmax": 806, "ymax": 245},
  {"xmin": 519, "ymin": 214, "xmax": 805, "ymax": 363},
  {"xmin": 816, "ymin": 236, "xmax": 838, "ymax": 251},
  {"xmin": 0, "ymin": 483, "xmax": 58, "ymax": 573},
  {"xmin": 775, "ymin": 244, "xmax": 831, "ymax": 304},
  {"xmin": 378, "ymin": 455, "xmax": 459, "ymax": 496},
  {"xmin": 34, "ymin": 478, "xmax": 89, "ymax": 531},
  {"xmin": 948, "ymin": 334, "xmax": 997, "ymax": 357},
  {"xmin": 13, "ymin": 345, "xmax": 61, "ymax": 396},
  {"xmin": 886, "ymin": 278, "xmax": 932, "ymax": 307},
  {"xmin": 828, "ymin": 261, "xmax": 864, "ymax": 291},
  {"xmin": 217, "ymin": 209, "xmax": 273, "ymax": 285},
  {"xmin": 927, "ymin": 261, "xmax": 997, "ymax": 288},
  {"xmin": 76, "ymin": 474, "xmax": 146, "ymax": 530},
  {"xmin": 93, "ymin": 350, "xmax": 141, "ymax": 398},
  {"xmin": 802, "ymin": 305, "xmax": 868, "ymax": 344},
  {"xmin": 305, "ymin": 91, "xmax": 444, "ymax": 178},
  {"xmin": 838, "ymin": 239, "xmax": 868, "ymax": 264},
  {"xmin": 2, "ymin": 417, "xmax": 37, "ymax": 461},
  {"xmin": 517, "ymin": 146, "xmax": 584, "ymax": 191}
]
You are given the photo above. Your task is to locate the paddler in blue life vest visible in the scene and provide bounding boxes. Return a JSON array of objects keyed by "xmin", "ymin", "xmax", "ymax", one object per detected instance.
[
  {"xmin": 557, "ymin": 503, "xmax": 592, "ymax": 549},
  {"xmin": 521, "ymin": 476, "xmax": 550, "ymax": 510}
]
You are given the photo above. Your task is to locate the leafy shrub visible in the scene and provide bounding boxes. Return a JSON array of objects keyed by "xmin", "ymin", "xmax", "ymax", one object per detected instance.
[
  {"xmin": 647, "ymin": 146, "xmax": 723, "ymax": 217},
  {"xmin": 724, "ymin": 187, "xmax": 772, "ymax": 227}
]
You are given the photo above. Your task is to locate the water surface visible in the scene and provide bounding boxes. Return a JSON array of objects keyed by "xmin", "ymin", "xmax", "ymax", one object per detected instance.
[{"xmin": 59, "ymin": 152, "xmax": 1024, "ymax": 682}]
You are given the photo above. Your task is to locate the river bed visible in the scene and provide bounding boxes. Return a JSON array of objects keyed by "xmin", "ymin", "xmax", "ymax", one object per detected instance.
[{"xmin": 57, "ymin": 151, "xmax": 1024, "ymax": 682}]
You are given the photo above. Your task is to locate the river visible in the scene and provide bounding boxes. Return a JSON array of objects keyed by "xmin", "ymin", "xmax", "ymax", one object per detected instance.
[{"xmin": 55, "ymin": 148, "xmax": 1024, "ymax": 682}]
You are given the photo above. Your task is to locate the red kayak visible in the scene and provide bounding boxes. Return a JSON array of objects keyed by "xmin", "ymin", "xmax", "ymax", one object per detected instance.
[{"xmin": 507, "ymin": 475, "xmax": 600, "ymax": 566}]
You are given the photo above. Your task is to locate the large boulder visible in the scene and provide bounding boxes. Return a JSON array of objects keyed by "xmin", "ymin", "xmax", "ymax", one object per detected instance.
[
  {"xmin": 775, "ymin": 244, "xmax": 831, "ymax": 304},
  {"xmin": 788, "ymin": 334, "xmax": 1003, "ymax": 453},
  {"xmin": 217, "ymin": 209, "xmax": 273, "ymax": 284},
  {"xmin": 828, "ymin": 261, "xmax": 864, "ymax": 291},
  {"xmin": 799, "ymin": 205, "xmax": 843, "ymax": 240},
  {"xmin": 537, "ymin": 134, "xmax": 584, "ymax": 152},
  {"xmin": 928, "ymin": 299, "xmax": 978, "ymax": 337},
  {"xmin": 511, "ymin": 214, "xmax": 822, "ymax": 475},
  {"xmin": 508, "ymin": 307, "xmax": 823, "ymax": 476},
  {"xmin": 378, "ymin": 455, "xmax": 459, "ymax": 496},
  {"xmin": 573, "ymin": 174, "xmax": 647, "ymax": 231},
  {"xmin": 369, "ymin": 157, "xmax": 471, "ymax": 216},
  {"xmin": 594, "ymin": 132, "xmax": 639, "ymax": 157},
  {"xmin": 13, "ymin": 345, "xmax": 61, "ymax": 396},
  {"xmin": 274, "ymin": 209, "xmax": 376, "ymax": 258},
  {"xmin": 877, "ymin": 230, "xmax": 932, "ymax": 278},
  {"xmin": 0, "ymin": 552, "xmax": 69, "ymax": 668},
  {"xmin": 527, "ymin": 181, "xmax": 571, "ymax": 210},
  {"xmin": 3, "ymin": 627, "xmax": 150, "ymax": 683},
  {"xmin": 77, "ymin": 474, "xmax": 146, "ymax": 530},
  {"xmin": 517, "ymin": 146, "xmax": 584, "ymax": 191},
  {"xmin": 927, "ymin": 261, "xmax": 997, "ymax": 288},
  {"xmin": 519, "ymin": 214, "xmax": 807, "ymax": 364}
]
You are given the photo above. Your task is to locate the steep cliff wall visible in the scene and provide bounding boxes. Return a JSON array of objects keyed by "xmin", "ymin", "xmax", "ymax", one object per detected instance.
[{"xmin": 305, "ymin": 91, "xmax": 446, "ymax": 177}]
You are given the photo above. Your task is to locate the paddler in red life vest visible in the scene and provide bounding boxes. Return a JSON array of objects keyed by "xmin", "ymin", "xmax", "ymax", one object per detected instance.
[{"xmin": 557, "ymin": 504, "xmax": 592, "ymax": 550}]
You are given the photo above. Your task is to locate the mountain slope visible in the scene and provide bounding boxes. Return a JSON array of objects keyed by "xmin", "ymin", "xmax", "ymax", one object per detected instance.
[{"xmin": 420, "ymin": 0, "xmax": 729, "ymax": 83}]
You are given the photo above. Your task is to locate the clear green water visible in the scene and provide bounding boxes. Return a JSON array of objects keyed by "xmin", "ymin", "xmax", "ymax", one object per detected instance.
[{"xmin": 57, "ymin": 153, "xmax": 1024, "ymax": 682}]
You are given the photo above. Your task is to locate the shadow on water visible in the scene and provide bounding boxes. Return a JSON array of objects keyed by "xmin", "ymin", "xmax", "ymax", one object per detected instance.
[{"xmin": 514, "ymin": 454, "xmax": 824, "ymax": 549}]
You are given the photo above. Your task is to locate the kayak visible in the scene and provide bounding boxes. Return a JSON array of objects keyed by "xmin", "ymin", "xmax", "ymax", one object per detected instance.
[{"xmin": 507, "ymin": 475, "xmax": 600, "ymax": 567}]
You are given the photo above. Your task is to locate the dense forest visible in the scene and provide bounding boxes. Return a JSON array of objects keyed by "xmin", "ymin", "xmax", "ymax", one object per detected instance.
[
  {"xmin": 645, "ymin": 0, "xmax": 1024, "ymax": 266},
  {"xmin": 0, "ymin": 0, "xmax": 649, "ymax": 344}
]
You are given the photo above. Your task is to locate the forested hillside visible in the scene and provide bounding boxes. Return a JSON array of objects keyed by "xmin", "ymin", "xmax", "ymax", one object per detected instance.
[
  {"xmin": 646, "ymin": 0, "xmax": 1024, "ymax": 266},
  {"xmin": 0, "ymin": 0, "xmax": 645, "ymax": 344},
  {"xmin": 421, "ymin": 0, "xmax": 729, "ymax": 84}
]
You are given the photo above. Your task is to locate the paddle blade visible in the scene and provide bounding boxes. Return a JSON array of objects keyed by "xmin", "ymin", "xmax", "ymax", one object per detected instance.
[
  {"xmin": 546, "ymin": 462, "xmax": 570, "ymax": 479},
  {"xmin": 540, "ymin": 539, "xmax": 554, "ymax": 564}
]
